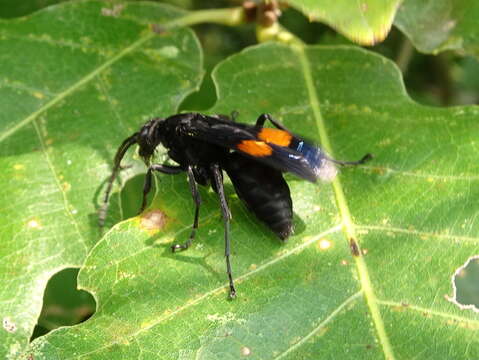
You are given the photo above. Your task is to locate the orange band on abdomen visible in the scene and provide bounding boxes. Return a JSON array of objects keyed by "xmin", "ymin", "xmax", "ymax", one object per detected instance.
[
  {"xmin": 257, "ymin": 128, "xmax": 292, "ymax": 146},
  {"xmin": 237, "ymin": 140, "xmax": 273, "ymax": 156}
]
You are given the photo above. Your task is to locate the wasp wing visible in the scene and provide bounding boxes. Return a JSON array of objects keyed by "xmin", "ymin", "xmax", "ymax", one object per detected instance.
[{"xmin": 187, "ymin": 115, "xmax": 334, "ymax": 182}]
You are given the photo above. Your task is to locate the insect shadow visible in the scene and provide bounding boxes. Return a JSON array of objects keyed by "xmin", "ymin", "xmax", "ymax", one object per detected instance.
[{"xmin": 135, "ymin": 176, "xmax": 306, "ymax": 283}]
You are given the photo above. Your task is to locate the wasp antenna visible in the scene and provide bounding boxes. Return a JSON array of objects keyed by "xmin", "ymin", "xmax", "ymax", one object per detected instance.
[
  {"xmin": 99, "ymin": 133, "xmax": 138, "ymax": 233},
  {"xmin": 326, "ymin": 153, "xmax": 373, "ymax": 167}
]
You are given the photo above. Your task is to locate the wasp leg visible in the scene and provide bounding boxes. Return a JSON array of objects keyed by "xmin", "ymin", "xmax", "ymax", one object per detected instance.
[
  {"xmin": 255, "ymin": 113, "xmax": 292, "ymax": 132},
  {"xmin": 210, "ymin": 163, "xmax": 236, "ymax": 299},
  {"xmin": 99, "ymin": 133, "xmax": 138, "ymax": 233},
  {"xmin": 171, "ymin": 165, "xmax": 201, "ymax": 252},
  {"xmin": 140, "ymin": 164, "xmax": 183, "ymax": 213},
  {"xmin": 326, "ymin": 153, "xmax": 373, "ymax": 166},
  {"xmin": 140, "ymin": 167, "xmax": 153, "ymax": 213}
]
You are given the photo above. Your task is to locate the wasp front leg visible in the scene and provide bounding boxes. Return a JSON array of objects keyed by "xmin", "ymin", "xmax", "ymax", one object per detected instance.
[
  {"xmin": 171, "ymin": 165, "xmax": 201, "ymax": 252},
  {"xmin": 140, "ymin": 164, "xmax": 183, "ymax": 213}
]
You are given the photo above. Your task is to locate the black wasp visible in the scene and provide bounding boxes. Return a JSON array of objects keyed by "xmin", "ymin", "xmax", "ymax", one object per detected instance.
[{"xmin": 99, "ymin": 112, "xmax": 371, "ymax": 298}]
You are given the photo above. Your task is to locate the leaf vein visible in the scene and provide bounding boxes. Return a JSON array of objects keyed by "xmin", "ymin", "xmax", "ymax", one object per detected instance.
[
  {"xmin": 273, "ymin": 291, "xmax": 363, "ymax": 359},
  {"xmin": 359, "ymin": 225, "xmax": 479, "ymax": 243},
  {"xmin": 363, "ymin": 165, "xmax": 479, "ymax": 181},
  {"xmin": 32, "ymin": 120, "xmax": 88, "ymax": 254},
  {"xmin": 0, "ymin": 31, "xmax": 112, "ymax": 55},
  {"xmin": 377, "ymin": 299, "xmax": 479, "ymax": 328}
]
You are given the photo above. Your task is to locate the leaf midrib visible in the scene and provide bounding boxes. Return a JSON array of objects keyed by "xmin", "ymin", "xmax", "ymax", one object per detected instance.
[{"xmin": 294, "ymin": 44, "xmax": 396, "ymax": 359}]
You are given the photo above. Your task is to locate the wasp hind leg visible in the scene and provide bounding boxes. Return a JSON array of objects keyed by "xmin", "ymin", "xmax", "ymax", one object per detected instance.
[
  {"xmin": 171, "ymin": 165, "xmax": 201, "ymax": 252},
  {"xmin": 255, "ymin": 113, "xmax": 293, "ymax": 132},
  {"xmin": 210, "ymin": 163, "xmax": 236, "ymax": 299}
]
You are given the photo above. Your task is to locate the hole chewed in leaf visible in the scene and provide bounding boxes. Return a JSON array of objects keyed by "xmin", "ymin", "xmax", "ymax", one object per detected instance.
[
  {"xmin": 31, "ymin": 268, "xmax": 96, "ymax": 341},
  {"xmin": 448, "ymin": 255, "xmax": 479, "ymax": 313},
  {"xmin": 140, "ymin": 210, "xmax": 168, "ymax": 233}
]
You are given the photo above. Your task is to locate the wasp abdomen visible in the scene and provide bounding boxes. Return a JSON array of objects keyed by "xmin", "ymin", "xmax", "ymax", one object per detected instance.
[{"xmin": 224, "ymin": 152, "xmax": 293, "ymax": 240}]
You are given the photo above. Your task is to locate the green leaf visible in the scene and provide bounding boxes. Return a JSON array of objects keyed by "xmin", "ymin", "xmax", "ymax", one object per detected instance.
[
  {"xmin": 0, "ymin": 1, "xmax": 202, "ymax": 358},
  {"xmin": 0, "ymin": 0, "xmax": 64, "ymax": 19},
  {"xmin": 286, "ymin": 0, "xmax": 401, "ymax": 45},
  {"xmin": 25, "ymin": 42, "xmax": 479, "ymax": 359},
  {"xmin": 395, "ymin": 0, "xmax": 479, "ymax": 56}
]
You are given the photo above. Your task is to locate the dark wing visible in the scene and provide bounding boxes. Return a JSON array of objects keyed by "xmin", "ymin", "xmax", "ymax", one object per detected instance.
[{"xmin": 186, "ymin": 115, "xmax": 333, "ymax": 182}]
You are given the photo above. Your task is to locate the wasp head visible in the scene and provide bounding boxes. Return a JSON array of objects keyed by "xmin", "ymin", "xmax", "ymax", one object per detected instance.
[{"xmin": 137, "ymin": 118, "xmax": 164, "ymax": 162}]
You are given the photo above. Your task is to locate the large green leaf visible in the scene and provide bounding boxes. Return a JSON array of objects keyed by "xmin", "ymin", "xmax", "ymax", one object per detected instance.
[
  {"xmin": 24, "ymin": 42, "xmax": 479, "ymax": 358},
  {"xmin": 395, "ymin": 0, "xmax": 479, "ymax": 56},
  {"xmin": 0, "ymin": 0, "xmax": 63, "ymax": 18},
  {"xmin": 0, "ymin": 1, "xmax": 203, "ymax": 358},
  {"xmin": 287, "ymin": 0, "xmax": 401, "ymax": 45}
]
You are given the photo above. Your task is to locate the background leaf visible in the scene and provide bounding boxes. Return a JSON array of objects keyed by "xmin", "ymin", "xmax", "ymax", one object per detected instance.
[
  {"xmin": 25, "ymin": 42, "xmax": 479, "ymax": 359},
  {"xmin": 286, "ymin": 0, "xmax": 401, "ymax": 45},
  {"xmin": 0, "ymin": 0, "xmax": 62, "ymax": 18},
  {"xmin": 0, "ymin": 1, "xmax": 203, "ymax": 358},
  {"xmin": 395, "ymin": 0, "xmax": 479, "ymax": 56}
]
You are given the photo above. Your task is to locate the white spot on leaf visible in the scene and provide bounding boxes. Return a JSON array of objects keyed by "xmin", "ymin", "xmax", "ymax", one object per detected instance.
[
  {"xmin": 3, "ymin": 318, "xmax": 16, "ymax": 333},
  {"xmin": 241, "ymin": 346, "xmax": 251, "ymax": 356},
  {"xmin": 158, "ymin": 46, "xmax": 179, "ymax": 58},
  {"xmin": 27, "ymin": 218, "xmax": 41, "ymax": 229},
  {"xmin": 318, "ymin": 239, "xmax": 331, "ymax": 250}
]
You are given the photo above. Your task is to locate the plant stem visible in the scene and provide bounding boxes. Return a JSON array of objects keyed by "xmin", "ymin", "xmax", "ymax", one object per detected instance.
[
  {"xmin": 163, "ymin": 7, "xmax": 246, "ymax": 29},
  {"xmin": 256, "ymin": 22, "xmax": 304, "ymax": 46},
  {"xmin": 159, "ymin": 5, "xmax": 303, "ymax": 48}
]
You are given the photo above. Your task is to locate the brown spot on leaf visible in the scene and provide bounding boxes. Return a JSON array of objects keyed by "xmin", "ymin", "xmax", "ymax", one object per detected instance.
[
  {"xmin": 140, "ymin": 210, "xmax": 168, "ymax": 233},
  {"xmin": 151, "ymin": 23, "xmax": 166, "ymax": 35},
  {"xmin": 349, "ymin": 238, "xmax": 360, "ymax": 257}
]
